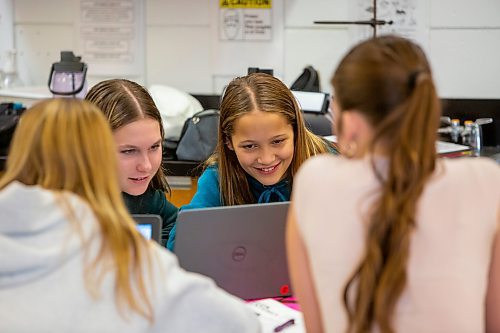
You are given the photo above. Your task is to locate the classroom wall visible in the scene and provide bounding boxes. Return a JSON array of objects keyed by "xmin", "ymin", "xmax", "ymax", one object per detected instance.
[{"xmin": 3, "ymin": 0, "xmax": 500, "ymax": 99}]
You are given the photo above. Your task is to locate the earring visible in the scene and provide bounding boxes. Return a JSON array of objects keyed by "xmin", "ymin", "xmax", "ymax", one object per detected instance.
[{"xmin": 343, "ymin": 141, "xmax": 358, "ymax": 158}]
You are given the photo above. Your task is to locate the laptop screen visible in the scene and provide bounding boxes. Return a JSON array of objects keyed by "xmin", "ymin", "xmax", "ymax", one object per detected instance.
[
  {"xmin": 132, "ymin": 214, "xmax": 162, "ymax": 244},
  {"xmin": 136, "ymin": 223, "xmax": 153, "ymax": 240}
]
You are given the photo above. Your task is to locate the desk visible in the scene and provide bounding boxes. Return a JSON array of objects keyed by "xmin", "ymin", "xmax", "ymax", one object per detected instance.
[{"xmin": 164, "ymin": 159, "xmax": 201, "ymax": 177}]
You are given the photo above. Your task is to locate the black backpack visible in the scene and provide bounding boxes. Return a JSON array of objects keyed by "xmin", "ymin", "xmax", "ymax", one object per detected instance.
[
  {"xmin": 290, "ymin": 65, "xmax": 321, "ymax": 92},
  {"xmin": 0, "ymin": 103, "xmax": 26, "ymax": 156},
  {"xmin": 175, "ymin": 109, "xmax": 220, "ymax": 162}
]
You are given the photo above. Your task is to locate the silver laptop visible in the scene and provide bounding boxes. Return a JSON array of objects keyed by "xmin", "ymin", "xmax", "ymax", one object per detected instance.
[
  {"xmin": 132, "ymin": 214, "xmax": 162, "ymax": 244},
  {"xmin": 174, "ymin": 202, "xmax": 292, "ymax": 300}
]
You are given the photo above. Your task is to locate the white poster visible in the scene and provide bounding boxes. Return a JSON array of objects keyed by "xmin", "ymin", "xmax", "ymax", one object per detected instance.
[
  {"xmin": 76, "ymin": 0, "xmax": 144, "ymax": 77},
  {"xmin": 219, "ymin": 8, "xmax": 272, "ymax": 41},
  {"xmin": 212, "ymin": 0, "xmax": 283, "ymax": 93}
]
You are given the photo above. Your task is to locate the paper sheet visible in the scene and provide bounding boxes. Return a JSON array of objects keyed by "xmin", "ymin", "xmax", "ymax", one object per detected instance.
[{"xmin": 247, "ymin": 299, "xmax": 305, "ymax": 333}]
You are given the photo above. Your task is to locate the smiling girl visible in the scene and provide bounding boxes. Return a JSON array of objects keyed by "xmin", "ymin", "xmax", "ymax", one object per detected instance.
[
  {"xmin": 85, "ymin": 79, "xmax": 177, "ymax": 247},
  {"xmin": 167, "ymin": 73, "xmax": 336, "ymax": 250}
]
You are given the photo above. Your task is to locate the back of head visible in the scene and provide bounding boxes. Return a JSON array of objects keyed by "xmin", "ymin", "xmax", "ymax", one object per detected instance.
[
  {"xmin": 85, "ymin": 79, "xmax": 169, "ymax": 192},
  {"xmin": 215, "ymin": 73, "xmax": 328, "ymax": 205},
  {"xmin": 332, "ymin": 35, "xmax": 440, "ymax": 158},
  {"xmin": 0, "ymin": 98, "xmax": 119, "ymax": 199},
  {"xmin": 0, "ymin": 97, "xmax": 154, "ymax": 321},
  {"xmin": 332, "ymin": 36, "xmax": 441, "ymax": 333}
]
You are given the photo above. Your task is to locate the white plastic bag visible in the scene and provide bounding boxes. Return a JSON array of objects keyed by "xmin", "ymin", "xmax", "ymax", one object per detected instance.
[{"xmin": 148, "ymin": 85, "xmax": 203, "ymax": 140}]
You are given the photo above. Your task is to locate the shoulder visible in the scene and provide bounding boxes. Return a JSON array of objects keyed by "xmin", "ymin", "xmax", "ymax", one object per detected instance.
[
  {"xmin": 0, "ymin": 181, "xmax": 99, "ymax": 248},
  {"xmin": 201, "ymin": 165, "xmax": 219, "ymax": 177},
  {"xmin": 439, "ymin": 158, "xmax": 500, "ymax": 185},
  {"xmin": 197, "ymin": 165, "xmax": 220, "ymax": 186},
  {"xmin": 293, "ymin": 155, "xmax": 342, "ymax": 206},
  {"xmin": 147, "ymin": 245, "xmax": 260, "ymax": 332},
  {"xmin": 295, "ymin": 154, "xmax": 352, "ymax": 188},
  {"xmin": 1, "ymin": 181, "xmax": 95, "ymax": 221},
  {"xmin": 436, "ymin": 158, "xmax": 500, "ymax": 197},
  {"xmin": 292, "ymin": 155, "xmax": 376, "ymax": 219},
  {"xmin": 444, "ymin": 156, "xmax": 499, "ymax": 173},
  {"xmin": 181, "ymin": 165, "xmax": 222, "ymax": 210}
]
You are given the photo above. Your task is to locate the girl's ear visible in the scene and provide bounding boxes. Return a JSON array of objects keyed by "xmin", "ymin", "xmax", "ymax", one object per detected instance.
[
  {"xmin": 339, "ymin": 111, "xmax": 358, "ymax": 143},
  {"xmin": 339, "ymin": 110, "xmax": 373, "ymax": 157},
  {"xmin": 226, "ymin": 138, "xmax": 234, "ymax": 151}
]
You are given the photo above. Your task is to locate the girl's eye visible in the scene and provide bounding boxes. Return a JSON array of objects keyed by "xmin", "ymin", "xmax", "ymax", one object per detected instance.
[
  {"xmin": 242, "ymin": 144, "xmax": 257, "ymax": 150},
  {"xmin": 272, "ymin": 139, "xmax": 285, "ymax": 145},
  {"xmin": 150, "ymin": 144, "xmax": 161, "ymax": 151},
  {"xmin": 120, "ymin": 149, "xmax": 136, "ymax": 155}
]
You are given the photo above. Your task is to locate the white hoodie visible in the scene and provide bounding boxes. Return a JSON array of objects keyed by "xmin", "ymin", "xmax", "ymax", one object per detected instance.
[{"xmin": 0, "ymin": 182, "xmax": 260, "ymax": 333}]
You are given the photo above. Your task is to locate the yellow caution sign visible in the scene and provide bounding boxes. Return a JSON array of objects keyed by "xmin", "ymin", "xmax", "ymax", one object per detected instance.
[{"xmin": 220, "ymin": 0, "xmax": 272, "ymax": 9}]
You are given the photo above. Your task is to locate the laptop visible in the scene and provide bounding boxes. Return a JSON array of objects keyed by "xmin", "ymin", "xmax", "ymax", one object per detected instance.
[
  {"xmin": 174, "ymin": 202, "xmax": 292, "ymax": 300},
  {"xmin": 132, "ymin": 214, "xmax": 162, "ymax": 244}
]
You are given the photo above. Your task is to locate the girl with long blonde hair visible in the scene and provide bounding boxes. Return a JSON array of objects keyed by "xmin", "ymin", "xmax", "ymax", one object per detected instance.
[{"xmin": 0, "ymin": 98, "xmax": 259, "ymax": 332}]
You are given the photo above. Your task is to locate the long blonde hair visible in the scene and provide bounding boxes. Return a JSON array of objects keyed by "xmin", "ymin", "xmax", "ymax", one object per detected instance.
[
  {"xmin": 207, "ymin": 73, "xmax": 331, "ymax": 205},
  {"xmin": 332, "ymin": 36, "xmax": 440, "ymax": 332},
  {"xmin": 0, "ymin": 98, "xmax": 154, "ymax": 321}
]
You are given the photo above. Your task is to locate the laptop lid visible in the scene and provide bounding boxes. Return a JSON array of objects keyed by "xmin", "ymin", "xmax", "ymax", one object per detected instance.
[
  {"xmin": 174, "ymin": 202, "xmax": 292, "ymax": 300},
  {"xmin": 132, "ymin": 214, "xmax": 162, "ymax": 244}
]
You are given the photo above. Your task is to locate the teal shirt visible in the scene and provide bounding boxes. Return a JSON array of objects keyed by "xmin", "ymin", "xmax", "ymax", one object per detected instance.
[
  {"xmin": 167, "ymin": 141, "xmax": 337, "ymax": 250},
  {"xmin": 166, "ymin": 166, "xmax": 291, "ymax": 250},
  {"xmin": 123, "ymin": 188, "xmax": 178, "ymax": 247}
]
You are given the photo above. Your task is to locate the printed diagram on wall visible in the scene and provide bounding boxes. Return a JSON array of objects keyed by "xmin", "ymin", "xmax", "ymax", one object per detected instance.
[
  {"xmin": 376, "ymin": 0, "xmax": 418, "ymax": 37},
  {"xmin": 219, "ymin": 0, "xmax": 272, "ymax": 41},
  {"xmin": 76, "ymin": 0, "xmax": 144, "ymax": 77},
  {"xmin": 353, "ymin": 0, "xmax": 419, "ymax": 40}
]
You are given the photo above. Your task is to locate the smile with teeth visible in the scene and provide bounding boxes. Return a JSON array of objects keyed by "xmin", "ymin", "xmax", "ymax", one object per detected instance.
[
  {"xmin": 256, "ymin": 163, "xmax": 280, "ymax": 174},
  {"xmin": 130, "ymin": 176, "xmax": 148, "ymax": 181}
]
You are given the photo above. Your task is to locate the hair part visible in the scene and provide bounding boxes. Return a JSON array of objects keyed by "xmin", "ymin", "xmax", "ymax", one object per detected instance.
[
  {"xmin": 206, "ymin": 73, "xmax": 330, "ymax": 205},
  {"xmin": 0, "ymin": 98, "xmax": 155, "ymax": 322},
  {"xmin": 85, "ymin": 79, "xmax": 170, "ymax": 193},
  {"xmin": 332, "ymin": 36, "xmax": 440, "ymax": 333}
]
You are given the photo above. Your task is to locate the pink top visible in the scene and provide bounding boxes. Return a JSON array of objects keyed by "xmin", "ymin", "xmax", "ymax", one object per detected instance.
[{"xmin": 293, "ymin": 156, "xmax": 500, "ymax": 333}]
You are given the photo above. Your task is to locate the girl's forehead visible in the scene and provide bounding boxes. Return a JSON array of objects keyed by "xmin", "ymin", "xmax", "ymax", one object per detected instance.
[
  {"xmin": 231, "ymin": 111, "xmax": 293, "ymax": 141},
  {"xmin": 114, "ymin": 118, "xmax": 161, "ymax": 145}
]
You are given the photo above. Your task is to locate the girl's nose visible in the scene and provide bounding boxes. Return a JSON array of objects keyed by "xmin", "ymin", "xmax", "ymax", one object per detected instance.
[
  {"xmin": 137, "ymin": 154, "xmax": 152, "ymax": 172},
  {"xmin": 257, "ymin": 147, "xmax": 275, "ymax": 165}
]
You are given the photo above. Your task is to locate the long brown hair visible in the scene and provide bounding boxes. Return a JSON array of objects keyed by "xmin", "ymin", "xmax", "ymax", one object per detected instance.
[
  {"xmin": 332, "ymin": 36, "xmax": 440, "ymax": 332},
  {"xmin": 85, "ymin": 79, "xmax": 170, "ymax": 193},
  {"xmin": 0, "ymin": 98, "xmax": 154, "ymax": 321},
  {"xmin": 207, "ymin": 73, "xmax": 330, "ymax": 205}
]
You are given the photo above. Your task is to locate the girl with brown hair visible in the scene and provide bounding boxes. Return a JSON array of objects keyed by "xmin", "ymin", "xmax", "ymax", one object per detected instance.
[
  {"xmin": 167, "ymin": 72, "xmax": 336, "ymax": 250},
  {"xmin": 85, "ymin": 79, "xmax": 177, "ymax": 247},
  {"xmin": 287, "ymin": 35, "xmax": 500, "ymax": 332}
]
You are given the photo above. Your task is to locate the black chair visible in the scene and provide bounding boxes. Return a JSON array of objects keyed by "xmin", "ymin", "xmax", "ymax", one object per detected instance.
[{"xmin": 303, "ymin": 111, "xmax": 333, "ymax": 136}]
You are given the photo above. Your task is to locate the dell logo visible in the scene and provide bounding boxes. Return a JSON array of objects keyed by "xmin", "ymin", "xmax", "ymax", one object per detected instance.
[{"xmin": 232, "ymin": 246, "xmax": 247, "ymax": 262}]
